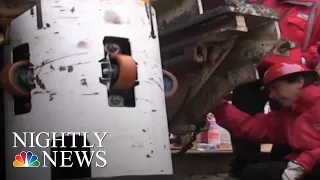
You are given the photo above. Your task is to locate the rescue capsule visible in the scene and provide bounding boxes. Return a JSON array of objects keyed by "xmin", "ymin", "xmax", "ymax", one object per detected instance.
[{"xmin": 2, "ymin": 0, "xmax": 173, "ymax": 179}]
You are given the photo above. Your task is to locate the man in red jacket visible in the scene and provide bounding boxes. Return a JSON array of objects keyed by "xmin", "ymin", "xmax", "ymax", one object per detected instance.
[
  {"xmin": 213, "ymin": 62, "xmax": 320, "ymax": 180},
  {"xmin": 229, "ymin": 0, "xmax": 320, "ymax": 178}
]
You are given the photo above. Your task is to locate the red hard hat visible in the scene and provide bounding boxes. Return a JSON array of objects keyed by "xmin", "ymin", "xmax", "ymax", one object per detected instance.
[{"xmin": 264, "ymin": 62, "xmax": 313, "ymax": 85}]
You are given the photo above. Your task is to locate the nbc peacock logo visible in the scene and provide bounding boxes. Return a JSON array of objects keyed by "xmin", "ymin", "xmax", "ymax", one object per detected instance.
[{"xmin": 13, "ymin": 151, "xmax": 40, "ymax": 167}]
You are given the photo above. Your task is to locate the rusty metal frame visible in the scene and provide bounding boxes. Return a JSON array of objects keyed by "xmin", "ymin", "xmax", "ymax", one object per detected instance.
[
  {"xmin": 160, "ymin": 2, "xmax": 281, "ymax": 134},
  {"xmin": 0, "ymin": 0, "xmax": 39, "ymax": 26}
]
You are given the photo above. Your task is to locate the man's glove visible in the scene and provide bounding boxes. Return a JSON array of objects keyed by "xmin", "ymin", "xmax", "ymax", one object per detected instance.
[{"xmin": 282, "ymin": 161, "xmax": 305, "ymax": 180}]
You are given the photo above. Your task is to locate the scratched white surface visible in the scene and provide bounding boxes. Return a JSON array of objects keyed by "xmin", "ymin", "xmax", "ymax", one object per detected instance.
[{"xmin": 4, "ymin": 0, "xmax": 173, "ymax": 179}]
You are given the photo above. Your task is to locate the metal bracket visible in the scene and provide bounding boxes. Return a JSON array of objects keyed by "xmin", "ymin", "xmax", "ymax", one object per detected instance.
[
  {"xmin": 272, "ymin": 40, "xmax": 297, "ymax": 57},
  {"xmin": 99, "ymin": 55, "xmax": 113, "ymax": 89}
]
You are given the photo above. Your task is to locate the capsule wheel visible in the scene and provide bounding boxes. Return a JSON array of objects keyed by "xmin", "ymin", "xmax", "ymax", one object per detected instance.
[
  {"xmin": 163, "ymin": 70, "xmax": 178, "ymax": 98},
  {"xmin": 1, "ymin": 60, "xmax": 31, "ymax": 97},
  {"xmin": 111, "ymin": 54, "xmax": 137, "ymax": 90}
]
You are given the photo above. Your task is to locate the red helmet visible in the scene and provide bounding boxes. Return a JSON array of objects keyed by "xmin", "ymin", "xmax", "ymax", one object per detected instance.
[{"xmin": 264, "ymin": 62, "xmax": 313, "ymax": 85}]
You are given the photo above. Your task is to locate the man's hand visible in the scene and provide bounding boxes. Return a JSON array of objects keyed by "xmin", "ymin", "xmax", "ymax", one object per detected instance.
[
  {"xmin": 206, "ymin": 113, "xmax": 214, "ymax": 121},
  {"xmin": 282, "ymin": 161, "xmax": 305, "ymax": 180}
]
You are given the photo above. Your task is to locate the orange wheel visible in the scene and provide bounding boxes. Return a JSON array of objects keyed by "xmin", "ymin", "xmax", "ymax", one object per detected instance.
[
  {"xmin": 1, "ymin": 60, "xmax": 31, "ymax": 97},
  {"xmin": 110, "ymin": 54, "xmax": 137, "ymax": 90},
  {"xmin": 163, "ymin": 70, "xmax": 178, "ymax": 98}
]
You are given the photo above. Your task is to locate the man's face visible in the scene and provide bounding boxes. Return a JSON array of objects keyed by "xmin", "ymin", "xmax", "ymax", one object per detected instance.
[{"xmin": 268, "ymin": 79, "xmax": 304, "ymax": 107}]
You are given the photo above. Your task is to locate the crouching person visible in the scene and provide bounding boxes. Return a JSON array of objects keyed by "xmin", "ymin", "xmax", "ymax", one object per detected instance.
[{"xmin": 212, "ymin": 62, "xmax": 320, "ymax": 180}]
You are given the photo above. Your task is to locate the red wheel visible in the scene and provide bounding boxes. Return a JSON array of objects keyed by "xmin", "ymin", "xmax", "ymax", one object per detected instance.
[
  {"xmin": 110, "ymin": 54, "xmax": 137, "ymax": 90},
  {"xmin": 1, "ymin": 60, "xmax": 31, "ymax": 97},
  {"xmin": 163, "ymin": 70, "xmax": 178, "ymax": 98}
]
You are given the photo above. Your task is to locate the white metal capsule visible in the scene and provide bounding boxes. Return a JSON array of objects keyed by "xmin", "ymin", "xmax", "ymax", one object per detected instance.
[{"xmin": 3, "ymin": 0, "xmax": 173, "ymax": 179}]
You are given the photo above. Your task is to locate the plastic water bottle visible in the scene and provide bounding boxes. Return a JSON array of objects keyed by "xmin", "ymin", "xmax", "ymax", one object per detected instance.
[
  {"xmin": 196, "ymin": 143, "xmax": 218, "ymax": 152},
  {"xmin": 207, "ymin": 116, "xmax": 221, "ymax": 146}
]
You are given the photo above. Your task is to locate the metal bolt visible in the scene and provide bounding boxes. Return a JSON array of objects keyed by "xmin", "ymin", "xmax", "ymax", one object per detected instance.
[
  {"xmin": 105, "ymin": 43, "xmax": 121, "ymax": 54},
  {"xmin": 109, "ymin": 95, "xmax": 124, "ymax": 107},
  {"xmin": 194, "ymin": 54, "xmax": 204, "ymax": 63},
  {"xmin": 102, "ymin": 68, "xmax": 110, "ymax": 75}
]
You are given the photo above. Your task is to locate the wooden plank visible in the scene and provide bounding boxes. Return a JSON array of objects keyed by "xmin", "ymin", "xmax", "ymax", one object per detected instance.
[{"xmin": 171, "ymin": 144, "xmax": 273, "ymax": 153}]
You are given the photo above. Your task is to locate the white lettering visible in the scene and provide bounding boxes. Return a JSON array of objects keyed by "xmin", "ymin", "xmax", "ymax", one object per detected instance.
[
  {"xmin": 67, "ymin": 132, "xmax": 81, "ymax": 148},
  {"xmin": 36, "ymin": 132, "xmax": 50, "ymax": 148},
  {"xmin": 43, "ymin": 151, "xmax": 56, "ymax": 167},
  {"xmin": 12, "ymin": 132, "xmax": 109, "ymax": 168},
  {"xmin": 82, "ymin": 132, "xmax": 93, "ymax": 148},
  {"xmin": 96, "ymin": 151, "xmax": 107, "ymax": 167},
  {"xmin": 61, "ymin": 151, "xmax": 73, "ymax": 167},
  {"xmin": 51, "ymin": 132, "xmax": 66, "ymax": 148},
  {"xmin": 29, "ymin": 132, "xmax": 35, "ymax": 147},
  {"xmin": 94, "ymin": 132, "xmax": 108, "ymax": 148},
  {"xmin": 12, "ymin": 132, "xmax": 27, "ymax": 148},
  {"xmin": 74, "ymin": 151, "xmax": 94, "ymax": 167},
  {"xmin": 42, "ymin": 150, "xmax": 107, "ymax": 168},
  {"xmin": 12, "ymin": 132, "xmax": 110, "ymax": 149}
]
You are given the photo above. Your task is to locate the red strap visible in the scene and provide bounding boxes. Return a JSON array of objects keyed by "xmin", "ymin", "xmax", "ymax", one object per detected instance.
[{"xmin": 303, "ymin": 0, "xmax": 320, "ymax": 51}]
